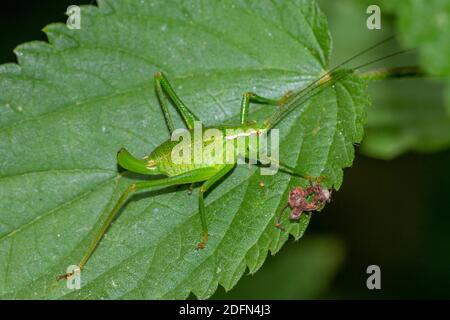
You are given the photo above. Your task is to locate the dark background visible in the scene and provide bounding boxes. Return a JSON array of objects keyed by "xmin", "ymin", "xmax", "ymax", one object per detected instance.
[{"xmin": 1, "ymin": 0, "xmax": 449, "ymax": 299}]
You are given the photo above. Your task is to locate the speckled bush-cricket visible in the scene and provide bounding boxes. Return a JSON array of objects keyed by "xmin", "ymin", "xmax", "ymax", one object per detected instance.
[{"xmin": 58, "ymin": 36, "xmax": 416, "ymax": 280}]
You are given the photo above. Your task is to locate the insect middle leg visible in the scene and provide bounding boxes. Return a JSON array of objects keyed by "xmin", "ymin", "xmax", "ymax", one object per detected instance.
[
  {"xmin": 276, "ymin": 160, "xmax": 314, "ymax": 181},
  {"xmin": 197, "ymin": 164, "xmax": 235, "ymax": 248},
  {"xmin": 253, "ymin": 154, "xmax": 316, "ymax": 181}
]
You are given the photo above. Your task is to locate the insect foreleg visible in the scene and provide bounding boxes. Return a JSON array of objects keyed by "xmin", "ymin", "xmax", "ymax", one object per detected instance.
[
  {"xmin": 154, "ymin": 71, "xmax": 200, "ymax": 130},
  {"xmin": 155, "ymin": 73, "xmax": 175, "ymax": 133}
]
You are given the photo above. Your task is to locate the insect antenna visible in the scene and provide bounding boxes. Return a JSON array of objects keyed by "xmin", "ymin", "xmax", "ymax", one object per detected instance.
[
  {"xmin": 293, "ymin": 35, "xmax": 396, "ymax": 99},
  {"xmin": 352, "ymin": 48, "xmax": 413, "ymax": 71},
  {"xmin": 264, "ymin": 36, "xmax": 415, "ymax": 129}
]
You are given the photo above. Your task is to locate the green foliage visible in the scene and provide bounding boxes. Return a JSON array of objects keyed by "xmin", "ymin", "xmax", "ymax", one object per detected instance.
[
  {"xmin": 319, "ymin": 0, "xmax": 450, "ymax": 159},
  {"xmin": 0, "ymin": 0, "xmax": 368, "ymax": 299},
  {"xmin": 363, "ymin": 0, "xmax": 450, "ymax": 158},
  {"xmin": 212, "ymin": 236, "xmax": 345, "ymax": 299},
  {"xmin": 387, "ymin": 0, "xmax": 450, "ymax": 77},
  {"xmin": 362, "ymin": 79, "xmax": 450, "ymax": 159}
]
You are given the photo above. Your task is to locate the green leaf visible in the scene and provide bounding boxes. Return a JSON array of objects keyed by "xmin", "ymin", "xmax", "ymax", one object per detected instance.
[
  {"xmin": 0, "ymin": 0, "xmax": 368, "ymax": 299},
  {"xmin": 362, "ymin": 79, "xmax": 450, "ymax": 159},
  {"xmin": 360, "ymin": 0, "xmax": 450, "ymax": 158},
  {"xmin": 390, "ymin": 0, "xmax": 450, "ymax": 131},
  {"xmin": 320, "ymin": 0, "xmax": 450, "ymax": 159},
  {"xmin": 211, "ymin": 236, "xmax": 345, "ymax": 299},
  {"xmin": 386, "ymin": 0, "xmax": 450, "ymax": 77}
]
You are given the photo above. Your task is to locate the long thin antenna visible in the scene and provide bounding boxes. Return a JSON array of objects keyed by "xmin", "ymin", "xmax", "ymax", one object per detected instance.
[
  {"xmin": 331, "ymin": 35, "xmax": 395, "ymax": 71},
  {"xmin": 264, "ymin": 47, "xmax": 414, "ymax": 129},
  {"xmin": 281, "ymin": 36, "xmax": 396, "ymax": 109},
  {"xmin": 353, "ymin": 48, "xmax": 413, "ymax": 71}
]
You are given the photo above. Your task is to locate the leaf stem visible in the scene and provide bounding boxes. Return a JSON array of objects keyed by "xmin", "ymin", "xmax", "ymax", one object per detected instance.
[{"xmin": 357, "ymin": 66, "xmax": 424, "ymax": 81}]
